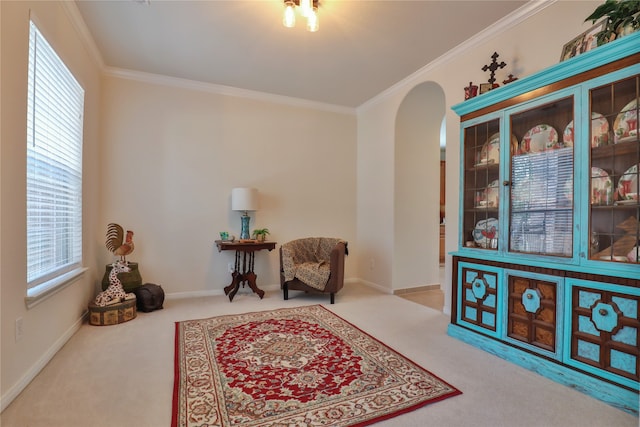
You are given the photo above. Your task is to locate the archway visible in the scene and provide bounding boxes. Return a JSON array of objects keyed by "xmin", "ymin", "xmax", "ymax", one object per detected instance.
[{"xmin": 393, "ymin": 81, "xmax": 446, "ymax": 291}]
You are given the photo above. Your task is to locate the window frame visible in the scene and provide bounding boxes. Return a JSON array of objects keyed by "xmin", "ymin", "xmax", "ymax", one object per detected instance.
[{"xmin": 25, "ymin": 19, "xmax": 87, "ymax": 308}]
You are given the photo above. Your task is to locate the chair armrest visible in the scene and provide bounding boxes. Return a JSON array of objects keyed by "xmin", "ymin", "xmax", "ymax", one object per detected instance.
[
  {"xmin": 279, "ymin": 246, "xmax": 286, "ymax": 288},
  {"xmin": 325, "ymin": 241, "xmax": 346, "ymax": 293}
]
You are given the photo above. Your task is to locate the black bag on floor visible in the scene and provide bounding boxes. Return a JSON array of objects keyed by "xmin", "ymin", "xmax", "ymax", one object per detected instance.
[{"xmin": 133, "ymin": 283, "xmax": 164, "ymax": 312}]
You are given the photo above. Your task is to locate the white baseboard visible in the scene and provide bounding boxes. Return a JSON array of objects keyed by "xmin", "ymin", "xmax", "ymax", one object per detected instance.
[
  {"xmin": 160, "ymin": 278, "xmax": 441, "ymax": 305},
  {"xmin": 393, "ymin": 284, "xmax": 442, "ymax": 295},
  {"xmin": 357, "ymin": 278, "xmax": 393, "ymax": 294},
  {"xmin": 1, "ymin": 311, "xmax": 88, "ymax": 412},
  {"xmin": 165, "ymin": 279, "xmax": 362, "ymax": 300},
  {"xmin": 165, "ymin": 289, "xmax": 223, "ymax": 300},
  {"xmin": 165, "ymin": 284, "xmax": 280, "ymax": 300}
]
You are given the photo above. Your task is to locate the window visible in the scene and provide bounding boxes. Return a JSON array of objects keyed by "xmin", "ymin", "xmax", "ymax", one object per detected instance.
[{"xmin": 26, "ymin": 20, "xmax": 85, "ymax": 297}]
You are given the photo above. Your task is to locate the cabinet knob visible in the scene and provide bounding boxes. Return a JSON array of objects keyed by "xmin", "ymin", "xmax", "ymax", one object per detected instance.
[
  {"xmin": 503, "ymin": 180, "xmax": 511, "ymax": 187},
  {"xmin": 599, "ymin": 308, "xmax": 607, "ymax": 316},
  {"xmin": 526, "ymin": 293, "xmax": 533, "ymax": 299}
]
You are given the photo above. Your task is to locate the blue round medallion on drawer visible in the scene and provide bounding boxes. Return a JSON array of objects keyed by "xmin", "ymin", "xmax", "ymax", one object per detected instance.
[
  {"xmin": 472, "ymin": 277, "xmax": 487, "ymax": 300},
  {"xmin": 522, "ymin": 289, "xmax": 542, "ymax": 313},
  {"xmin": 591, "ymin": 302, "xmax": 619, "ymax": 333}
]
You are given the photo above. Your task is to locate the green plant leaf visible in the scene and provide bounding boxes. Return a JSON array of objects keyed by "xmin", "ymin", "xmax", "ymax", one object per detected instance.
[
  {"xmin": 585, "ymin": 0, "xmax": 640, "ymax": 42},
  {"xmin": 585, "ymin": 1, "xmax": 618, "ymax": 22}
]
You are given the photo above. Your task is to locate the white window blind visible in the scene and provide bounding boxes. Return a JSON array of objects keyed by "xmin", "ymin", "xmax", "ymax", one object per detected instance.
[
  {"xmin": 26, "ymin": 20, "xmax": 84, "ymax": 289},
  {"xmin": 510, "ymin": 147, "xmax": 574, "ymax": 256}
]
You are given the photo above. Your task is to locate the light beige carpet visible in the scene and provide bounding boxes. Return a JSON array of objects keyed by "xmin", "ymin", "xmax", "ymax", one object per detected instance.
[
  {"xmin": 172, "ymin": 305, "xmax": 460, "ymax": 426},
  {"xmin": 1, "ymin": 282, "xmax": 637, "ymax": 427}
]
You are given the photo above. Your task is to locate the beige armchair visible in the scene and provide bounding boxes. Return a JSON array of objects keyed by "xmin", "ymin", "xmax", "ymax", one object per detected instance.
[{"xmin": 280, "ymin": 237, "xmax": 348, "ymax": 304}]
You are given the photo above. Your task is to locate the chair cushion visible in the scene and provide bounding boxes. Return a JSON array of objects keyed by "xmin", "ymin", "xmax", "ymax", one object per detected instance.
[
  {"xmin": 294, "ymin": 261, "xmax": 331, "ymax": 291},
  {"xmin": 281, "ymin": 237, "xmax": 343, "ymax": 290}
]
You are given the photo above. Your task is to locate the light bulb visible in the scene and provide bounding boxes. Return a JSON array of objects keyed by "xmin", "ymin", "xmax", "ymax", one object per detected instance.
[
  {"xmin": 307, "ymin": 7, "xmax": 318, "ymax": 32},
  {"xmin": 300, "ymin": 0, "xmax": 312, "ymax": 17},
  {"xmin": 283, "ymin": 2, "xmax": 296, "ymax": 28}
]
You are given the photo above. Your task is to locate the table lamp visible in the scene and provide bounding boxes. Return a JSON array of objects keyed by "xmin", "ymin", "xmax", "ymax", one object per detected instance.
[{"xmin": 231, "ymin": 187, "xmax": 258, "ymax": 240}]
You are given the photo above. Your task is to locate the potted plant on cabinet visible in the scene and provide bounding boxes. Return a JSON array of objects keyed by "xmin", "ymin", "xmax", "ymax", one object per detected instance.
[
  {"xmin": 586, "ymin": 0, "xmax": 640, "ymax": 45},
  {"xmin": 253, "ymin": 228, "xmax": 270, "ymax": 242}
]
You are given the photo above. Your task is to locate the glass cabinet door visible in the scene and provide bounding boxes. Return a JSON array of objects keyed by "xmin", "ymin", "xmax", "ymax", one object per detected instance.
[
  {"xmin": 508, "ymin": 97, "xmax": 574, "ymax": 257},
  {"xmin": 589, "ymin": 75, "xmax": 639, "ymax": 264},
  {"xmin": 462, "ymin": 119, "xmax": 500, "ymax": 250}
]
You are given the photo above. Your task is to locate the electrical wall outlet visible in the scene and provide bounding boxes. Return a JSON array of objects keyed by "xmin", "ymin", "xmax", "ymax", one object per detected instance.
[
  {"xmin": 369, "ymin": 258, "xmax": 375, "ymax": 270},
  {"xmin": 228, "ymin": 262, "xmax": 235, "ymax": 273},
  {"xmin": 15, "ymin": 317, "xmax": 24, "ymax": 342}
]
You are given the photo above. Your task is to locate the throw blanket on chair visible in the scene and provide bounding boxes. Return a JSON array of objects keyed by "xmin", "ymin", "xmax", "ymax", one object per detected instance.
[{"xmin": 282, "ymin": 238, "xmax": 343, "ymax": 291}]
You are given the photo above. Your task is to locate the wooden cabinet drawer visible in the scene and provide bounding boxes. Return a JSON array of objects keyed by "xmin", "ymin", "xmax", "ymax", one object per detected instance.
[
  {"xmin": 564, "ymin": 278, "xmax": 640, "ymax": 390},
  {"xmin": 504, "ymin": 270, "xmax": 563, "ymax": 360},
  {"xmin": 456, "ymin": 262, "xmax": 503, "ymax": 338}
]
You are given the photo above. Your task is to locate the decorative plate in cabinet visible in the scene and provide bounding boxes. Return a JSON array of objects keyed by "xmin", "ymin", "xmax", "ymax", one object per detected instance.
[
  {"xmin": 520, "ymin": 124, "xmax": 558, "ymax": 153},
  {"xmin": 614, "ymin": 99, "xmax": 638, "ymax": 144},
  {"xmin": 563, "ymin": 112, "xmax": 609, "ymax": 147}
]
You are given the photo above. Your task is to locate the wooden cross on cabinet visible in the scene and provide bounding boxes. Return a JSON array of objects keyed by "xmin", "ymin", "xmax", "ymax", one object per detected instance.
[{"xmin": 482, "ymin": 52, "xmax": 506, "ymax": 86}]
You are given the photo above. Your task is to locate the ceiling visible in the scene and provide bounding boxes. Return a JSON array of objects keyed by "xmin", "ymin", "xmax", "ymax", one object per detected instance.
[{"xmin": 75, "ymin": 0, "xmax": 528, "ymax": 109}]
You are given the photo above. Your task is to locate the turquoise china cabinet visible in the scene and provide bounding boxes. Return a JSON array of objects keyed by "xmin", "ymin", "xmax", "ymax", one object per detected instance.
[{"xmin": 449, "ymin": 32, "xmax": 640, "ymax": 415}]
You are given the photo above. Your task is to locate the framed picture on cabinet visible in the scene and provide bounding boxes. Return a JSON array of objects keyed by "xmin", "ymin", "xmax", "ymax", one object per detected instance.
[
  {"xmin": 560, "ymin": 20, "xmax": 607, "ymax": 62},
  {"xmin": 479, "ymin": 83, "xmax": 492, "ymax": 94}
]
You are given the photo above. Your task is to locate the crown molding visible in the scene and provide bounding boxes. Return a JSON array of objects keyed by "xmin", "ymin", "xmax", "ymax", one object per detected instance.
[
  {"xmin": 104, "ymin": 67, "xmax": 356, "ymax": 115},
  {"xmin": 63, "ymin": 0, "xmax": 550, "ymax": 116},
  {"xmin": 61, "ymin": 0, "xmax": 105, "ymax": 69},
  {"xmin": 63, "ymin": 0, "xmax": 353, "ymax": 115},
  {"xmin": 357, "ymin": 0, "xmax": 557, "ymax": 113}
]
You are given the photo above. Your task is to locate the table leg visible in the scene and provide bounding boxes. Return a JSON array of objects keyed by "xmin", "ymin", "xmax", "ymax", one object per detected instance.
[
  {"xmin": 224, "ymin": 250, "xmax": 266, "ymax": 302},
  {"xmin": 224, "ymin": 271, "xmax": 241, "ymax": 302},
  {"xmin": 245, "ymin": 271, "xmax": 264, "ymax": 299}
]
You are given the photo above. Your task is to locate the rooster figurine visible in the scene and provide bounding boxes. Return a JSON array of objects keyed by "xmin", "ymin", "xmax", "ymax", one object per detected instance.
[{"xmin": 105, "ymin": 223, "xmax": 135, "ymax": 262}]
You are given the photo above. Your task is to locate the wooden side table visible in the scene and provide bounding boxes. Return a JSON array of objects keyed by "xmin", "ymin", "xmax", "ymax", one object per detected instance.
[{"xmin": 215, "ymin": 240, "xmax": 276, "ymax": 302}]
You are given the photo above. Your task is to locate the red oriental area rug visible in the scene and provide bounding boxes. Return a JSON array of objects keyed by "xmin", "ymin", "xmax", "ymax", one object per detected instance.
[{"xmin": 172, "ymin": 305, "xmax": 461, "ymax": 427}]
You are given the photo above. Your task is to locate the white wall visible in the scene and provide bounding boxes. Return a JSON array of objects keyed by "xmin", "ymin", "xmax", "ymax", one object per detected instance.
[
  {"xmin": 356, "ymin": 0, "xmax": 604, "ymax": 312},
  {"xmin": 99, "ymin": 75, "xmax": 357, "ymax": 295},
  {"xmin": 394, "ymin": 82, "xmax": 445, "ymax": 289},
  {"xmin": 0, "ymin": 0, "xmax": 605, "ymax": 412},
  {"xmin": 1, "ymin": 1, "xmax": 102, "ymax": 408}
]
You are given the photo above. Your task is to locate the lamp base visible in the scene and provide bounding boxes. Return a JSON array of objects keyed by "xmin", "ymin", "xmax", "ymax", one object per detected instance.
[{"xmin": 240, "ymin": 214, "xmax": 251, "ymax": 240}]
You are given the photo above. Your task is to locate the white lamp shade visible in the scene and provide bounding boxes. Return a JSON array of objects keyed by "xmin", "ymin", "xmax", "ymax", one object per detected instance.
[{"xmin": 231, "ymin": 187, "xmax": 258, "ymax": 211}]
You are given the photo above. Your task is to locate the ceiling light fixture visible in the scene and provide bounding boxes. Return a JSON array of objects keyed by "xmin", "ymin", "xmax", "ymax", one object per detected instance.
[{"xmin": 283, "ymin": 0, "xmax": 319, "ymax": 32}]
